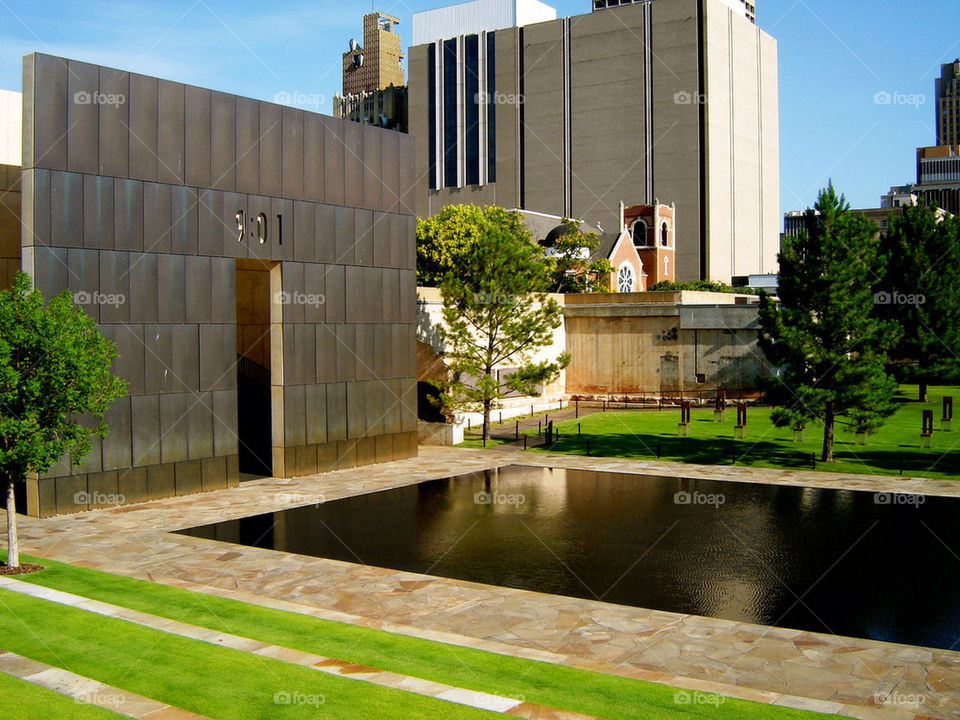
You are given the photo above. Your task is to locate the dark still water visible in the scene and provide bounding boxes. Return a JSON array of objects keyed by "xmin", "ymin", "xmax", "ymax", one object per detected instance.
[{"xmin": 178, "ymin": 465, "xmax": 960, "ymax": 649}]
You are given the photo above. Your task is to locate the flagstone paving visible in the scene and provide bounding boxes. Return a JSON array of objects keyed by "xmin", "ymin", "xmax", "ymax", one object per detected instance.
[{"xmin": 4, "ymin": 445, "xmax": 960, "ymax": 720}]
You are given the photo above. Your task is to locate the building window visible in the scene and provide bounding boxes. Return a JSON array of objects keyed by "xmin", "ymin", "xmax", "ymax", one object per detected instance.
[
  {"xmin": 631, "ymin": 219, "xmax": 647, "ymax": 247},
  {"xmin": 617, "ymin": 262, "xmax": 635, "ymax": 293},
  {"xmin": 661, "ymin": 221, "xmax": 669, "ymax": 247},
  {"xmin": 443, "ymin": 38, "xmax": 458, "ymax": 188},
  {"xmin": 464, "ymin": 34, "xmax": 480, "ymax": 186},
  {"xmin": 428, "ymin": 43, "xmax": 437, "ymax": 190},
  {"xmin": 487, "ymin": 32, "xmax": 496, "ymax": 183}
]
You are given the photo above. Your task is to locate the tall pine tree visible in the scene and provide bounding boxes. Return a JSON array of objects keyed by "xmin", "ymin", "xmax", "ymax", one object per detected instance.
[
  {"xmin": 876, "ymin": 203, "xmax": 960, "ymax": 399},
  {"xmin": 759, "ymin": 184, "xmax": 900, "ymax": 462}
]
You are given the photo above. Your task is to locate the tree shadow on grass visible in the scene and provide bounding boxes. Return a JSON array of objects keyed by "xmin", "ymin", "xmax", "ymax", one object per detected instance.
[{"xmin": 544, "ymin": 432, "xmax": 960, "ymax": 477}]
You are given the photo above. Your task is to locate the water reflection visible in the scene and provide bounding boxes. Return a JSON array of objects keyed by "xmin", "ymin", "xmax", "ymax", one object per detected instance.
[{"xmin": 179, "ymin": 465, "xmax": 960, "ymax": 649}]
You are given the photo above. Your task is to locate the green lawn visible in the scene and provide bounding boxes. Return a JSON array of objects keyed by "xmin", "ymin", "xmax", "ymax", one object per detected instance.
[
  {"xmin": 0, "ymin": 585, "xmax": 495, "ymax": 720},
  {"xmin": 0, "ymin": 671, "xmax": 128, "ymax": 719},
  {"xmin": 1, "ymin": 553, "xmax": 834, "ymax": 720},
  {"xmin": 523, "ymin": 385, "xmax": 960, "ymax": 480}
]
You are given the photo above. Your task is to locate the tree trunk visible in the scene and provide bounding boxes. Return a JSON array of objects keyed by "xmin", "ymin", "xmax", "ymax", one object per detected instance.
[
  {"xmin": 5, "ymin": 478, "xmax": 18, "ymax": 569},
  {"xmin": 821, "ymin": 402, "xmax": 835, "ymax": 463},
  {"xmin": 919, "ymin": 380, "xmax": 928, "ymax": 403},
  {"xmin": 482, "ymin": 399, "xmax": 491, "ymax": 444}
]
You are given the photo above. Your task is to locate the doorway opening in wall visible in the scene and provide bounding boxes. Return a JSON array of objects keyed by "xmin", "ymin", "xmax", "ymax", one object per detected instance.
[{"xmin": 235, "ymin": 259, "xmax": 276, "ymax": 479}]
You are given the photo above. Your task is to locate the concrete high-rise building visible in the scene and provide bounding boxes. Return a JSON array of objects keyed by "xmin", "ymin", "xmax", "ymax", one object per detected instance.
[
  {"xmin": 408, "ymin": 0, "xmax": 779, "ymax": 283},
  {"xmin": 334, "ymin": 12, "xmax": 408, "ymax": 132},
  {"xmin": 936, "ymin": 59, "xmax": 960, "ymax": 146},
  {"xmin": 591, "ymin": 0, "xmax": 755, "ymax": 24}
]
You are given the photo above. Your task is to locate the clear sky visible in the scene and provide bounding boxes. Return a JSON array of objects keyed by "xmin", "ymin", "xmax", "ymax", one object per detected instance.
[{"xmin": 0, "ymin": 0, "xmax": 957, "ymax": 217}]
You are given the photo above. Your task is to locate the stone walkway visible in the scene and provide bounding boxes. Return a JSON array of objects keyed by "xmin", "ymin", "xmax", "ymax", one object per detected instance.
[
  {"xmin": 0, "ymin": 648, "xmax": 211, "ymax": 719},
  {"xmin": 0, "ymin": 576, "xmax": 596, "ymax": 719},
  {"xmin": 4, "ymin": 446, "xmax": 960, "ymax": 720}
]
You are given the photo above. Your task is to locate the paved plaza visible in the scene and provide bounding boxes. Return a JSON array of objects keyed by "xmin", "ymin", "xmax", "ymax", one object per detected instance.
[{"xmin": 4, "ymin": 446, "xmax": 960, "ymax": 719}]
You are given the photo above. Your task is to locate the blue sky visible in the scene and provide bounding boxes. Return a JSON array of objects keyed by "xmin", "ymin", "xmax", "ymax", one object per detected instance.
[{"xmin": 0, "ymin": 0, "xmax": 956, "ymax": 217}]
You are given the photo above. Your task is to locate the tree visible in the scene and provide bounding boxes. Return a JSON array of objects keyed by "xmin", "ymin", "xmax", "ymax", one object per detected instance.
[
  {"xmin": 876, "ymin": 203, "xmax": 960, "ymax": 400},
  {"xmin": 647, "ymin": 279, "xmax": 758, "ymax": 294},
  {"xmin": 543, "ymin": 219, "xmax": 612, "ymax": 294},
  {"xmin": 1, "ymin": 272, "xmax": 126, "ymax": 570},
  {"xmin": 416, "ymin": 204, "xmax": 531, "ymax": 287},
  {"xmin": 436, "ymin": 226, "xmax": 569, "ymax": 443},
  {"xmin": 758, "ymin": 184, "xmax": 900, "ymax": 462}
]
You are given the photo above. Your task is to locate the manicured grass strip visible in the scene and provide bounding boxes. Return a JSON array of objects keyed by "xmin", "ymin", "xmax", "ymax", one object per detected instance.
[
  {"xmin": 11, "ymin": 555, "xmax": 833, "ymax": 720},
  {"xmin": 0, "ymin": 670, "xmax": 128, "ymax": 720},
  {"xmin": 0, "ymin": 587, "xmax": 498, "ymax": 720},
  {"xmin": 524, "ymin": 384, "xmax": 960, "ymax": 480}
]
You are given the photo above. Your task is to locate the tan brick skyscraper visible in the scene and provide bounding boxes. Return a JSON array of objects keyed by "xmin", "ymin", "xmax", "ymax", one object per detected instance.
[{"xmin": 342, "ymin": 12, "xmax": 405, "ymax": 95}]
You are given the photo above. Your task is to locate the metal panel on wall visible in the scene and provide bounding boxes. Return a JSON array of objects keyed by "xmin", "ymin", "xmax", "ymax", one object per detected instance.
[
  {"xmin": 283, "ymin": 383, "xmax": 306, "ymax": 447},
  {"xmin": 101, "ymin": 323, "xmax": 145, "ymax": 396},
  {"xmin": 316, "ymin": 203, "xmax": 336, "ymax": 263},
  {"xmin": 323, "ymin": 263, "xmax": 344, "ymax": 324},
  {"xmin": 157, "ymin": 79, "xmax": 185, "ymax": 184},
  {"xmin": 259, "ymin": 102, "xmax": 282, "ymax": 197},
  {"xmin": 50, "ymin": 171, "xmax": 83, "ymax": 248},
  {"xmin": 114, "ymin": 179, "xmax": 143, "ymax": 252},
  {"xmin": 323, "ymin": 119, "xmax": 345, "ymax": 206},
  {"xmin": 83, "ymin": 174, "xmax": 114, "ymax": 249},
  {"xmin": 315, "ymin": 323, "xmax": 337, "ymax": 383},
  {"xmin": 282, "ymin": 106, "xmax": 304, "ymax": 200},
  {"xmin": 342, "ymin": 120, "xmax": 364, "ymax": 208},
  {"xmin": 28, "ymin": 54, "xmax": 69, "ymax": 171},
  {"xmin": 170, "ymin": 186, "xmax": 198, "ymax": 255},
  {"xmin": 293, "ymin": 200, "xmax": 315, "ymax": 263},
  {"xmin": 212, "ymin": 389, "xmax": 239, "ymax": 456},
  {"xmin": 235, "ymin": 96, "xmax": 260, "ymax": 195},
  {"xmin": 354, "ymin": 209, "xmax": 374, "ymax": 267},
  {"xmin": 157, "ymin": 253, "xmax": 186, "ymax": 323},
  {"xmin": 199, "ymin": 324, "xmax": 234, "ymax": 391},
  {"xmin": 186, "ymin": 393, "xmax": 214, "ymax": 460},
  {"xmin": 128, "ymin": 253, "xmax": 159, "ymax": 323},
  {"xmin": 97, "ymin": 250, "xmax": 130, "ymax": 324},
  {"xmin": 380, "ymin": 131, "xmax": 400, "ymax": 213},
  {"xmin": 210, "ymin": 91, "xmax": 237, "ymax": 191},
  {"xmin": 325, "ymin": 382, "xmax": 347, "ymax": 442},
  {"xmin": 99, "ymin": 66, "xmax": 130, "ymax": 178},
  {"xmin": 362, "ymin": 125, "xmax": 381, "ymax": 211},
  {"xmin": 303, "ymin": 113, "xmax": 325, "ymax": 203},
  {"xmin": 184, "ymin": 85, "xmax": 212, "ymax": 188},
  {"xmin": 101, "ymin": 396, "xmax": 132, "ymax": 471},
  {"xmin": 67, "ymin": 60, "xmax": 100, "ymax": 174},
  {"xmin": 144, "ymin": 182, "xmax": 172, "ymax": 254},
  {"xmin": 304, "ymin": 382, "xmax": 327, "ymax": 445},
  {"xmin": 159, "ymin": 392, "xmax": 189, "ymax": 465},
  {"xmin": 334, "ymin": 206, "xmax": 355, "ymax": 265},
  {"xmin": 128, "ymin": 73, "xmax": 159, "ymax": 181},
  {"xmin": 185, "ymin": 255, "xmax": 212, "ymax": 323}
]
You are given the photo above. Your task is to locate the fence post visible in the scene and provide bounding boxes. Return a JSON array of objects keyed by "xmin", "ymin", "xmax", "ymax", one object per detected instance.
[
  {"xmin": 538, "ymin": 421, "xmax": 542, "ymax": 436},
  {"xmin": 524, "ymin": 435, "xmax": 527, "ymax": 450},
  {"xmin": 515, "ymin": 421, "xmax": 519, "ymax": 440},
  {"xmin": 575, "ymin": 399, "xmax": 579, "ymax": 418},
  {"xmin": 578, "ymin": 422, "xmax": 581, "ymax": 436}
]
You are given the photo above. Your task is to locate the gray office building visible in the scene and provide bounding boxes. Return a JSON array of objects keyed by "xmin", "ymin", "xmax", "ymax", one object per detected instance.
[
  {"xmin": 6, "ymin": 53, "xmax": 417, "ymax": 517},
  {"xmin": 408, "ymin": 0, "xmax": 779, "ymax": 283}
]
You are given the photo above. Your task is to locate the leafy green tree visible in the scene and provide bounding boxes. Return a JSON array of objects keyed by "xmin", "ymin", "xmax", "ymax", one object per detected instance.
[
  {"xmin": 436, "ymin": 226, "xmax": 569, "ymax": 443},
  {"xmin": 758, "ymin": 184, "xmax": 900, "ymax": 462},
  {"xmin": 1, "ymin": 272, "xmax": 126, "ymax": 570},
  {"xmin": 416, "ymin": 204, "xmax": 531, "ymax": 287},
  {"xmin": 876, "ymin": 203, "xmax": 960, "ymax": 400},
  {"xmin": 543, "ymin": 219, "xmax": 612, "ymax": 293}
]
